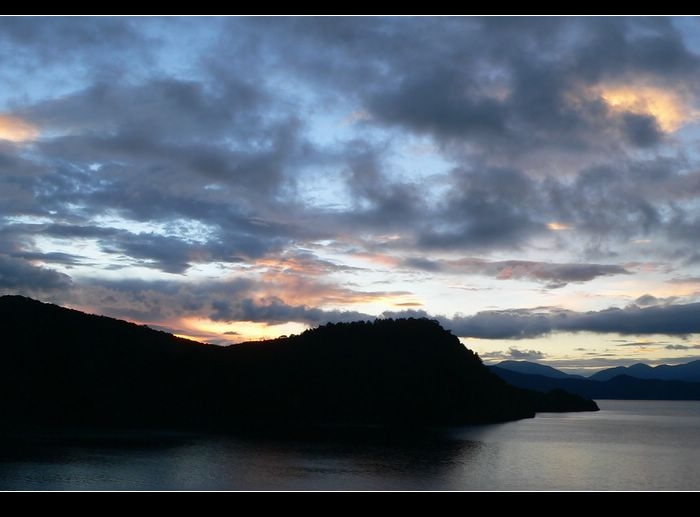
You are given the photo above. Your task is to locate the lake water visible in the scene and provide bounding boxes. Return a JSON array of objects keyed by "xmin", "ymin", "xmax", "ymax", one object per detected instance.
[{"xmin": 1, "ymin": 400, "xmax": 699, "ymax": 491}]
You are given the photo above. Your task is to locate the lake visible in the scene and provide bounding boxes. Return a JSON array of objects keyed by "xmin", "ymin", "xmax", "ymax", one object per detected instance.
[{"xmin": 1, "ymin": 400, "xmax": 699, "ymax": 490}]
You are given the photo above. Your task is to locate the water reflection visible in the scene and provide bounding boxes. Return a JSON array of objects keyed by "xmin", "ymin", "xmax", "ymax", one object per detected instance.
[
  {"xmin": 172, "ymin": 427, "xmax": 484, "ymax": 490},
  {"xmin": 0, "ymin": 425, "xmax": 482, "ymax": 490},
  {"xmin": 2, "ymin": 401, "xmax": 700, "ymax": 490}
]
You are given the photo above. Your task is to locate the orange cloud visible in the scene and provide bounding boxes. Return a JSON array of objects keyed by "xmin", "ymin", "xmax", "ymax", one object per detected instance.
[
  {"xmin": 250, "ymin": 251, "xmax": 410, "ymax": 308},
  {"xmin": 547, "ymin": 222, "xmax": 573, "ymax": 231},
  {"xmin": 596, "ymin": 84, "xmax": 698, "ymax": 132},
  {"xmin": 259, "ymin": 268, "xmax": 410, "ymax": 307},
  {"xmin": 352, "ymin": 252, "xmax": 400, "ymax": 267},
  {"xmin": 255, "ymin": 255, "xmax": 336, "ymax": 276},
  {"xmin": 0, "ymin": 114, "xmax": 39, "ymax": 142}
]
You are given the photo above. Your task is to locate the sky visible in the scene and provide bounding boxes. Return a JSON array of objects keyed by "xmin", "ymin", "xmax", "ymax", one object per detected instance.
[{"xmin": 2, "ymin": 16, "xmax": 700, "ymax": 375}]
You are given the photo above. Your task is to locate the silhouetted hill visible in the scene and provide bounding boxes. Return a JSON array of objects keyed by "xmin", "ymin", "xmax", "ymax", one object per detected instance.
[
  {"xmin": 589, "ymin": 363, "xmax": 654, "ymax": 381},
  {"xmin": 534, "ymin": 389, "xmax": 599, "ymax": 412},
  {"xmin": 494, "ymin": 360, "xmax": 582, "ymax": 379},
  {"xmin": 491, "ymin": 366, "xmax": 700, "ymax": 400},
  {"xmin": 220, "ymin": 318, "xmax": 543, "ymax": 425},
  {"xmin": 0, "ymin": 295, "xmax": 222, "ymax": 429},
  {"xmin": 0, "ymin": 296, "xmax": 600, "ymax": 430},
  {"xmin": 590, "ymin": 360, "xmax": 700, "ymax": 382}
]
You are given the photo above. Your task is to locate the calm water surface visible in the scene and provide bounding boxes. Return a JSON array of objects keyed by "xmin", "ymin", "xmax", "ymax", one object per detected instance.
[{"xmin": 1, "ymin": 400, "xmax": 699, "ymax": 490}]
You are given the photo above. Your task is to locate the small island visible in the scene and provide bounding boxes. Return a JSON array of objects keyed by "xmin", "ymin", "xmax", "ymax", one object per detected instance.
[{"xmin": 0, "ymin": 296, "xmax": 597, "ymax": 432}]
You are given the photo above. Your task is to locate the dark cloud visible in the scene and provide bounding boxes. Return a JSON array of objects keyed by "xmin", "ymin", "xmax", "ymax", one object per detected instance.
[
  {"xmin": 507, "ymin": 347, "xmax": 545, "ymax": 360},
  {"xmin": 447, "ymin": 302, "xmax": 700, "ymax": 339},
  {"xmin": 21, "ymin": 80, "xmax": 305, "ymax": 217},
  {"xmin": 615, "ymin": 341, "xmax": 666, "ymax": 348},
  {"xmin": 416, "ymin": 166, "xmax": 544, "ymax": 250},
  {"xmin": 103, "ymin": 233, "xmax": 195, "ymax": 274},
  {"xmin": 369, "ymin": 68, "xmax": 507, "ymax": 140},
  {"xmin": 403, "ymin": 257, "xmax": 630, "ymax": 287},
  {"xmin": 11, "ymin": 251, "xmax": 87, "ymax": 266},
  {"xmin": 665, "ymin": 344, "xmax": 700, "ymax": 351},
  {"xmin": 632, "ymin": 294, "xmax": 682, "ymax": 308},
  {"xmin": 210, "ymin": 296, "xmax": 374, "ymax": 326},
  {"xmin": 621, "ymin": 113, "xmax": 664, "ymax": 147},
  {"xmin": 313, "ymin": 17, "xmax": 700, "ymax": 155},
  {"xmin": 0, "ymin": 17, "xmax": 142, "ymax": 58},
  {"xmin": 669, "ymin": 277, "xmax": 700, "ymax": 284},
  {"xmin": 476, "ymin": 347, "xmax": 545, "ymax": 361},
  {"xmin": 397, "ymin": 157, "xmax": 693, "ymax": 258},
  {"xmin": 635, "ymin": 294, "xmax": 660, "ymax": 306},
  {"xmin": 26, "ymin": 77, "xmax": 265, "ymax": 144},
  {"xmin": 0, "ymin": 17, "xmax": 164, "ymax": 105},
  {"xmin": 0, "ymin": 255, "xmax": 72, "ymax": 291},
  {"xmin": 570, "ymin": 17, "xmax": 700, "ymax": 81},
  {"xmin": 7, "ymin": 223, "xmax": 277, "ymax": 275}
]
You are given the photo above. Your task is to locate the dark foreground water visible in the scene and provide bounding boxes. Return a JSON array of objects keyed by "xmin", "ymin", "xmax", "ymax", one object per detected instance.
[{"xmin": 1, "ymin": 400, "xmax": 699, "ymax": 490}]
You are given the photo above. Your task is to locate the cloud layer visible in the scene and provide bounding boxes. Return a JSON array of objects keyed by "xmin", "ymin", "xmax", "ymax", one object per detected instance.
[
  {"xmin": 1, "ymin": 17, "xmax": 700, "ymax": 355},
  {"xmin": 447, "ymin": 302, "xmax": 700, "ymax": 339}
]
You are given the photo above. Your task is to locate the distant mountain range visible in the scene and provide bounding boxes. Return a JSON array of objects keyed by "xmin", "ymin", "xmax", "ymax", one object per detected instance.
[
  {"xmin": 494, "ymin": 359, "xmax": 700, "ymax": 383},
  {"xmin": 590, "ymin": 361, "xmax": 700, "ymax": 382},
  {"xmin": 490, "ymin": 360, "xmax": 700, "ymax": 400},
  {"xmin": 0, "ymin": 296, "xmax": 597, "ymax": 431},
  {"xmin": 494, "ymin": 360, "xmax": 584, "ymax": 379}
]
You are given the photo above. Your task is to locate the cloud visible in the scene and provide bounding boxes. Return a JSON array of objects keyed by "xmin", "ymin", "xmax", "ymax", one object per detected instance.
[
  {"xmin": 0, "ymin": 255, "xmax": 72, "ymax": 291},
  {"xmin": 633, "ymin": 294, "xmax": 680, "ymax": 307},
  {"xmin": 254, "ymin": 250, "xmax": 365, "ymax": 276},
  {"xmin": 51, "ymin": 274, "xmax": 390, "ymax": 332},
  {"xmin": 209, "ymin": 296, "xmax": 374, "ymax": 326},
  {"xmin": 0, "ymin": 115, "xmax": 39, "ymax": 142},
  {"xmin": 665, "ymin": 344, "xmax": 700, "ymax": 350},
  {"xmin": 343, "ymin": 18, "xmax": 699, "ymax": 154},
  {"xmin": 415, "ymin": 166, "xmax": 544, "ymax": 251},
  {"xmin": 668, "ymin": 277, "xmax": 700, "ymax": 285},
  {"xmin": 507, "ymin": 347, "xmax": 545, "ymax": 360},
  {"xmin": 596, "ymin": 83, "xmax": 698, "ymax": 135},
  {"xmin": 2, "ymin": 17, "xmax": 700, "ymax": 275},
  {"xmin": 447, "ymin": 302, "xmax": 700, "ymax": 339},
  {"xmin": 7, "ymin": 223, "xmax": 268, "ymax": 275},
  {"xmin": 620, "ymin": 113, "xmax": 664, "ymax": 147},
  {"xmin": 3, "ymin": 17, "xmax": 700, "ymax": 349},
  {"xmin": 635, "ymin": 294, "xmax": 660, "ymax": 306},
  {"xmin": 613, "ymin": 341, "xmax": 679, "ymax": 349},
  {"xmin": 11, "ymin": 251, "xmax": 87, "ymax": 266},
  {"xmin": 0, "ymin": 17, "xmax": 144, "ymax": 62},
  {"xmin": 477, "ymin": 347, "xmax": 545, "ymax": 361},
  {"xmin": 403, "ymin": 257, "xmax": 630, "ymax": 287}
]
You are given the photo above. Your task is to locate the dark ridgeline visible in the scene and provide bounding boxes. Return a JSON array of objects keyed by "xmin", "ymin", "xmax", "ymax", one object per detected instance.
[
  {"xmin": 220, "ymin": 317, "xmax": 539, "ymax": 426},
  {"xmin": 494, "ymin": 360, "xmax": 584, "ymax": 379},
  {"xmin": 490, "ymin": 366, "xmax": 700, "ymax": 400},
  {"xmin": 534, "ymin": 389, "xmax": 599, "ymax": 413},
  {"xmin": 0, "ymin": 296, "xmax": 595, "ymax": 432},
  {"xmin": 589, "ymin": 361, "xmax": 700, "ymax": 383}
]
